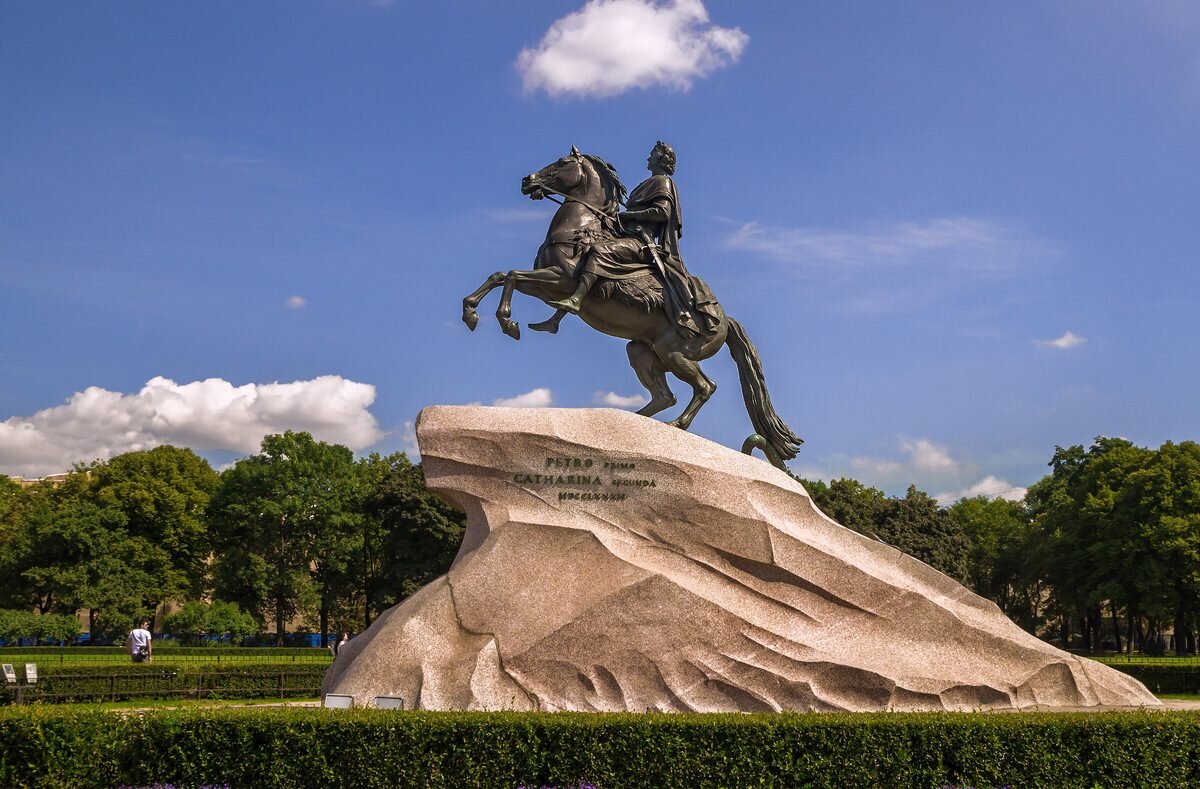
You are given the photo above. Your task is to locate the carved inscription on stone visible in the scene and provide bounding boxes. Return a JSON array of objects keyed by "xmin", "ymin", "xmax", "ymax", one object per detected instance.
[{"xmin": 511, "ymin": 456, "xmax": 659, "ymax": 503}]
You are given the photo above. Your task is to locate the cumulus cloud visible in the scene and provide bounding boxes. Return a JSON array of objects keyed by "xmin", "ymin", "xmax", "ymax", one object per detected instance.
[
  {"xmin": 517, "ymin": 0, "xmax": 748, "ymax": 98},
  {"xmin": 284, "ymin": 295, "xmax": 307, "ymax": 309},
  {"xmin": 849, "ymin": 437, "xmax": 961, "ymax": 481},
  {"xmin": 0, "ymin": 376, "xmax": 383, "ymax": 477},
  {"xmin": 935, "ymin": 476, "xmax": 1028, "ymax": 504},
  {"xmin": 724, "ymin": 217, "xmax": 1042, "ymax": 276},
  {"xmin": 899, "ymin": 438, "xmax": 958, "ymax": 473},
  {"xmin": 809, "ymin": 437, "xmax": 1030, "ymax": 505},
  {"xmin": 1036, "ymin": 330, "xmax": 1086, "ymax": 349},
  {"xmin": 594, "ymin": 391, "xmax": 649, "ymax": 408},
  {"xmin": 493, "ymin": 388, "xmax": 554, "ymax": 408}
]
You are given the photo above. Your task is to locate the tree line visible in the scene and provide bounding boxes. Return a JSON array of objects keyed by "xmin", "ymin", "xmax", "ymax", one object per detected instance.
[
  {"xmin": 0, "ymin": 431, "xmax": 463, "ymax": 647},
  {"xmin": 799, "ymin": 437, "xmax": 1200, "ymax": 655},
  {"xmin": 2, "ymin": 433, "xmax": 1197, "ymax": 654}
]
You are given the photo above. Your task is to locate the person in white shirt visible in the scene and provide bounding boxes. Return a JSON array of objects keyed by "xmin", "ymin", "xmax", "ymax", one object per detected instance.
[{"xmin": 128, "ymin": 620, "xmax": 152, "ymax": 663}]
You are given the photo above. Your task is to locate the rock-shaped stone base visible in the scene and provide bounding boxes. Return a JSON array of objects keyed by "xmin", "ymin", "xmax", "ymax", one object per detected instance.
[{"xmin": 322, "ymin": 406, "xmax": 1157, "ymax": 712}]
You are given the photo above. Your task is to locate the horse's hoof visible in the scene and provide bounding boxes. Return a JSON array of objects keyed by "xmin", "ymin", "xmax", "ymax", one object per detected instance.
[
  {"xmin": 462, "ymin": 308, "xmax": 479, "ymax": 331},
  {"xmin": 529, "ymin": 319, "xmax": 559, "ymax": 334},
  {"xmin": 666, "ymin": 418, "xmax": 688, "ymax": 430},
  {"xmin": 500, "ymin": 318, "xmax": 521, "ymax": 340}
]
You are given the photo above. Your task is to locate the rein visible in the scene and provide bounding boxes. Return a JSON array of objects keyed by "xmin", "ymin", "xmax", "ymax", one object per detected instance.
[{"xmin": 534, "ymin": 183, "xmax": 623, "ymax": 222}]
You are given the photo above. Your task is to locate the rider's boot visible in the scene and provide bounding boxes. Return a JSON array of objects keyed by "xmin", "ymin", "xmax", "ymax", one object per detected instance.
[
  {"xmin": 546, "ymin": 272, "xmax": 597, "ymax": 315},
  {"xmin": 529, "ymin": 309, "xmax": 566, "ymax": 334}
]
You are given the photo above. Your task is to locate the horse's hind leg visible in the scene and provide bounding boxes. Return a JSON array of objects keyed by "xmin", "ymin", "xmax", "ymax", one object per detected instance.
[
  {"xmin": 627, "ymin": 341, "xmax": 676, "ymax": 417},
  {"xmin": 659, "ymin": 349, "xmax": 716, "ymax": 430},
  {"xmin": 462, "ymin": 271, "xmax": 506, "ymax": 331}
]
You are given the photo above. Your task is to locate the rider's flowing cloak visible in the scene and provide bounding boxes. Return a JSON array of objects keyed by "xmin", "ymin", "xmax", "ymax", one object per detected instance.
[{"xmin": 592, "ymin": 174, "xmax": 720, "ymax": 338}]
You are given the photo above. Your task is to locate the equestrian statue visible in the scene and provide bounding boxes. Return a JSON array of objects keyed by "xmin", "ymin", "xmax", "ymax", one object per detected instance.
[{"xmin": 461, "ymin": 142, "xmax": 804, "ymax": 466}]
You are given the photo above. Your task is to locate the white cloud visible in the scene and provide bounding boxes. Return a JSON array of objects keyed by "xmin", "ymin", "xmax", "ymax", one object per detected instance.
[
  {"xmin": 809, "ymin": 437, "xmax": 1030, "ymax": 505},
  {"xmin": 284, "ymin": 295, "xmax": 307, "ymax": 309},
  {"xmin": 401, "ymin": 420, "xmax": 420, "ymax": 457},
  {"xmin": 493, "ymin": 388, "xmax": 554, "ymax": 408},
  {"xmin": 594, "ymin": 391, "xmax": 648, "ymax": 408},
  {"xmin": 0, "ymin": 376, "xmax": 383, "ymax": 477},
  {"xmin": 517, "ymin": 0, "xmax": 748, "ymax": 98},
  {"xmin": 1036, "ymin": 330, "xmax": 1086, "ymax": 349},
  {"xmin": 724, "ymin": 217, "xmax": 1040, "ymax": 275},
  {"xmin": 899, "ymin": 438, "xmax": 958, "ymax": 473},
  {"xmin": 850, "ymin": 437, "xmax": 961, "ymax": 481},
  {"xmin": 935, "ymin": 476, "xmax": 1028, "ymax": 505}
]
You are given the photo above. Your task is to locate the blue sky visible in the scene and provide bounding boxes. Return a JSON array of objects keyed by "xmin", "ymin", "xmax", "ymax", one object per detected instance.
[{"xmin": 2, "ymin": 1, "xmax": 1197, "ymax": 501}]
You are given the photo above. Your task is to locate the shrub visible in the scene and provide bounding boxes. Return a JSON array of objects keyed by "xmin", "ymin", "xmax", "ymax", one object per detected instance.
[
  {"xmin": 161, "ymin": 601, "xmax": 258, "ymax": 646},
  {"xmin": 0, "ymin": 663, "xmax": 326, "ymax": 704},
  {"xmin": 1, "ymin": 708, "xmax": 1199, "ymax": 788},
  {"xmin": 0, "ymin": 610, "xmax": 80, "ymax": 646},
  {"xmin": 0, "ymin": 646, "xmax": 328, "ymax": 657}
]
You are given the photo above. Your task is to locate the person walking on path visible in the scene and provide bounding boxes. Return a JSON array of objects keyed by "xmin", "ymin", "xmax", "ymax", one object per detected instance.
[{"xmin": 128, "ymin": 620, "xmax": 152, "ymax": 663}]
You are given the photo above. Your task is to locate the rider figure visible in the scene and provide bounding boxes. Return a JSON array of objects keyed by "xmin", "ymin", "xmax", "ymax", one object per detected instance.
[{"xmin": 543, "ymin": 141, "xmax": 715, "ymax": 339}]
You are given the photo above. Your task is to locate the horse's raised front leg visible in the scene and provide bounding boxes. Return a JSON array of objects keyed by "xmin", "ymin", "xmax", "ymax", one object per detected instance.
[
  {"xmin": 496, "ymin": 268, "xmax": 569, "ymax": 341},
  {"xmin": 462, "ymin": 271, "xmax": 506, "ymax": 331}
]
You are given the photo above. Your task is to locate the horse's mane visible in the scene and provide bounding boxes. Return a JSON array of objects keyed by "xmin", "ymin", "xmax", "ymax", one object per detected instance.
[{"xmin": 581, "ymin": 153, "xmax": 627, "ymax": 214}]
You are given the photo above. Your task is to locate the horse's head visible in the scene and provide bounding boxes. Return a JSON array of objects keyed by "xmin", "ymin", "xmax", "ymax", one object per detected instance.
[{"xmin": 521, "ymin": 145, "xmax": 591, "ymax": 201}]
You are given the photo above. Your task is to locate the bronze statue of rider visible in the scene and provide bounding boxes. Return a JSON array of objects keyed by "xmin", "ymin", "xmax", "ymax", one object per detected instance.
[{"xmin": 538, "ymin": 141, "xmax": 718, "ymax": 340}]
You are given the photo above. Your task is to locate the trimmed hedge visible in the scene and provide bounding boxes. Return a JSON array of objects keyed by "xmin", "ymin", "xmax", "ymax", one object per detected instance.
[
  {"xmin": 3, "ymin": 707, "xmax": 1200, "ymax": 788},
  {"xmin": 0, "ymin": 663, "xmax": 326, "ymax": 703},
  {"xmin": 1112, "ymin": 664, "xmax": 1200, "ymax": 694},
  {"xmin": 0, "ymin": 646, "xmax": 329, "ymax": 656}
]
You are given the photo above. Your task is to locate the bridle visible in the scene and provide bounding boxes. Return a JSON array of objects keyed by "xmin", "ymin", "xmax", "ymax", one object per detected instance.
[{"xmin": 532, "ymin": 157, "xmax": 624, "ymax": 222}]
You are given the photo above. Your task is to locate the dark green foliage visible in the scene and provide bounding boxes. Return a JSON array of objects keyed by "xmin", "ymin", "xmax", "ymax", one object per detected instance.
[
  {"xmin": 88, "ymin": 446, "xmax": 221, "ymax": 599},
  {"xmin": 161, "ymin": 601, "xmax": 258, "ymax": 645},
  {"xmin": 3, "ymin": 708, "xmax": 1200, "ymax": 788},
  {"xmin": 0, "ymin": 609, "xmax": 80, "ymax": 644},
  {"xmin": 361, "ymin": 453, "xmax": 466, "ymax": 623},
  {"xmin": 209, "ymin": 432, "xmax": 362, "ymax": 646},
  {"xmin": 0, "ymin": 450, "xmax": 219, "ymax": 639},
  {"xmin": 0, "ymin": 663, "xmax": 326, "ymax": 704},
  {"xmin": 805, "ymin": 479, "xmax": 971, "ymax": 582},
  {"xmin": 948, "ymin": 496, "xmax": 1039, "ymax": 627},
  {"xmin": 1025, "ymin": 439, "xmax": 1200, "ymax": 652}
]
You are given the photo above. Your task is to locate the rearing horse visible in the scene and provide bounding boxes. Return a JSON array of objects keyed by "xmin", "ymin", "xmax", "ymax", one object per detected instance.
[{"xmin": 461, "ymin": 148, "xmax": 804, "ymax": 462}]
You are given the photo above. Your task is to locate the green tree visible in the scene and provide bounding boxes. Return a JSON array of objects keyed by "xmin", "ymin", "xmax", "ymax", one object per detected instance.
[
  {"xmin": 803, "ymin": 477, "xmax": 888, "ymax": 536},
  {"xmin": 0, "ymin": 609, "xmax": 81, "ymax": 645},
  {"xmin": 210, "ymin": 431, "xmax": 361, "ymax": 646},
  {"xmin": 89, "ymin": 446, "xmax": 220, "ymax": 598},
  {"xmin": 1026, "ymin": 438, "xmax": 1158, "ymax": 651},
  {"xmin": 948, "ymin": 496, "xmax": 1040, "ymax": 629},
  {"xmin": 361, "ymin": 453, "xmax": 465, "ymax": 625},
  {"xmin": 163, "ymin": 600, "xmax": 257, "ymax": 645},
  {"xmin": 1117, "ymin": 441, "xmax": 1200, "ymax": 653},
  {"xmin": 876, "ymin": 485, "xmax": 971, "ymax": 583},
  {"xmin": 806, "ymin": 478, "xmax": 969, "ymax": 582}
]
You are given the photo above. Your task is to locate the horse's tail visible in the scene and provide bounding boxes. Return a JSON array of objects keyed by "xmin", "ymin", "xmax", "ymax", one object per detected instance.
[{"xmin": 725, "ymin": 317, "xmax": 804, "ymax": 461}]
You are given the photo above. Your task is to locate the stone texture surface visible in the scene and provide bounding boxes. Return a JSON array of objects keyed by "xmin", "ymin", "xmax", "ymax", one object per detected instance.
[{"xmin": 321, "ymin": 406, "xmax": 1158, "ymax": 712}]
